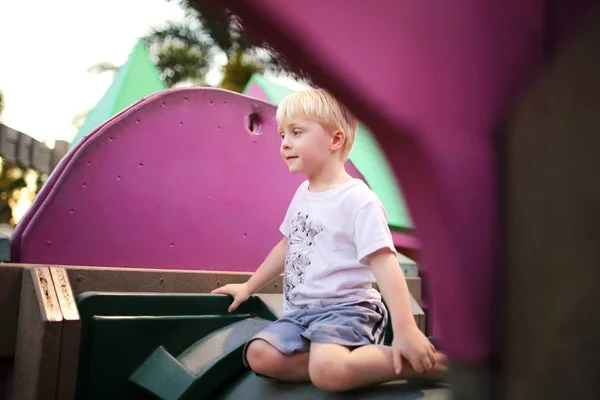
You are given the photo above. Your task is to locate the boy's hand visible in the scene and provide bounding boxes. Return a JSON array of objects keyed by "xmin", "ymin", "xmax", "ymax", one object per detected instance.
[
  {"xmin": 210, "ymin": 283, "xmax": 251, "ymax": 312},
  {"xmin": 391, "ymin": 324, "xmax": 437, "ymax": 374}
]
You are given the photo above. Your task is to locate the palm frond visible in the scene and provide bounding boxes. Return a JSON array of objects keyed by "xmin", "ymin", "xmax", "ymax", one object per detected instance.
[
  {"xmin": 152, "ymin": 43, "xmax": 213, "ymax": 87},
  {"xmin": 87, "ymin": 62, "xmax": 119, "ymax": 75}
]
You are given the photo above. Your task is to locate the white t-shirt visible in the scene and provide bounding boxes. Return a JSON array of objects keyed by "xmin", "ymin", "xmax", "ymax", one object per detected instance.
[{"xmin": 279, "ymin": 178, "xmax": 397, "ymax": 314}]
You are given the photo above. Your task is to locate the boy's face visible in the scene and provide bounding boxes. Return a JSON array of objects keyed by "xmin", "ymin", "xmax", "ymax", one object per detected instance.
[{"xmin": 278, "ymin": 117, "xmax": 334, "ymax": 177}]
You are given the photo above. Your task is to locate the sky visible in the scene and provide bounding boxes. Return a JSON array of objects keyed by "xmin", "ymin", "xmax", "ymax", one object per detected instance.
[{"xmin": 0, "ymin": 0, "xmax": 305, "ymax": 148}]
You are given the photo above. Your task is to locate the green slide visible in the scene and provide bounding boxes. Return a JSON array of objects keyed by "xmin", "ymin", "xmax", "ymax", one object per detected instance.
[{"xmin": 74, "ymin": 292, "xmax": 448, "ymax": 399}]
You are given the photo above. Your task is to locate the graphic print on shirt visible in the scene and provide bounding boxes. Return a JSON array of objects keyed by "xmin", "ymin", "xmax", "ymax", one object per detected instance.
[{"xmin": 284, "ymin": 212, "xmax": 323, "ymax": 307}]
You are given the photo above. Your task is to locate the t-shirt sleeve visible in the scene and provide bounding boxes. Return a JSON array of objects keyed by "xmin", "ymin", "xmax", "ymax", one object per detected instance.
[
  {"xmin": 279, "ymin": 183, "xmax": 305, "ymax": 238},
  {"xmin": 279, "ymin": 200, "xmax": 295, "ymax": 238},
  {"xmin": 353, "ymin": 200, "xmax": 397, "ymax": 264}
]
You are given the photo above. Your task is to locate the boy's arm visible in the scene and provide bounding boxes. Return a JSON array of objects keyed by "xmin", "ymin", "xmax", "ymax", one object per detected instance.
[
  {"xmin": 212, "ymin": 236, "xmax": 287, "ymax": 312},
  {"xmin": 244, "ymin": 236, "xmax": 288, "ymax": 294},
  {"xmin": 353, "ymin": 200, "xmax": 412, "ymax": 327},
  {"xmin": 370, "ymin": 248, "xmax": 436, "ymax": 373},
  {"xmin": 369, "ymin": 248, "xmax": 417, "ymax": 331},
  {"xmin": 354, "ymin": 199, "xmax": 435, "ymax": 372}
]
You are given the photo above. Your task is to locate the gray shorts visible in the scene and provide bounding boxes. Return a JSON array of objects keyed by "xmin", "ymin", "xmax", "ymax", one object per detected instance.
[{"xmin": 242, "ymin": 300, "xmax": 388, "ymax": 369}]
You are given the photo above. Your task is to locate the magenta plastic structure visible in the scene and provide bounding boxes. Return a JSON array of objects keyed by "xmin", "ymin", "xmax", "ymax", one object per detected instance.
[
  {"xmin": 12, "ymin": 88, "xmax": 365, "ymax": 271},
  {"xmin": 202, "ymin": 0, "xmax": 592, "ymax": 365}
]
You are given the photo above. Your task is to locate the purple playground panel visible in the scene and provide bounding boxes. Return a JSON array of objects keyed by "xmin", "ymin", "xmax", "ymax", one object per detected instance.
[
  {"xmin": 11, "ymin": 93, "xmax": 164, "ymax": 263},
  {"xmin": 14, "ymin": 88, "xmax": 365, "ymax": 272},
  {"xmin": 206, "ymin": 0, "xmax": 552, "ymax": 364}
]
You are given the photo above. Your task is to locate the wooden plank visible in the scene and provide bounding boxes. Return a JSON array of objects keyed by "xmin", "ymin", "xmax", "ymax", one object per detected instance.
[
  {"xmin": 16, "ymin": 133, "xmax": 32, "ymax": 167},
  {"xmin": 0, "ymin": 266, "xmax": 22, "ymax": 356},
  {"xmin": 0, "ymin": 232, "xmax": 10, "ymax": 262},
  {"xmin": 410, "ymin": 293, "xmax": 426, "ymax": 333},
  {"xmin": 405, "ymin": 276, "xmax": 421, "ymax": 305},
  {"xmin": 0, "ymin": 124, "xmax": 59, "ymax": 173},
  {"xmin": 374, "ymin": 276, "xmax": 421, "ymax": 305},
  {"xmin": 51, "ymin": 141, "xmax": 69, "ymax": 171},
  {"xmin": 12, "ymin": 267, "xmax": 62, "ymax": 400},
  {"xmin": 31, "ymin": 140, "xmax": 52, "ymax": 175},
  {"xmin": 63, "ymin": 265, "xmax": 283, "ymax": 296},
  {"xmin": 0, "ymin": 264, "xmax": 422, "ymax": 346},
  {"xmin": 1, "ymin": 264, "xmax": 421, "ymax": 313},
  {"xmin": 397, "ymin": 252, "xmax": 419, "ymax": 277},
  {"xmin": 0, "ymin": 124, "xmax": 18, "ymax": 162},
  {"xmin": 65, "ymin": 266, "xmax": 422, "ymax": 307},
  {"xmin": 49, "ymin": 267, "xmax": 80, "ymax": 400},
  {"xmin": 256, "ymin": 293, "xmax": 283, "ymax": 317}
]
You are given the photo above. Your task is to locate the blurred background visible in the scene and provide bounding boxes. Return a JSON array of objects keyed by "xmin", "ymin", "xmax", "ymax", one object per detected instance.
[{"xmin": 0, "ymin": 0, "xmax": 311, "ymax": 230}]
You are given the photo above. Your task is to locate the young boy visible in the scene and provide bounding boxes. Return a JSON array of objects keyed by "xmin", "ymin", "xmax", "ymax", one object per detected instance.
[{"xmin": 212, "ymin": 88, "xmax": 447, "ymax": 392}]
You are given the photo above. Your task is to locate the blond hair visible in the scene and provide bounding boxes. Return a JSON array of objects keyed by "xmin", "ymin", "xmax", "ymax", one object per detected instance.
[{"xmin": 276, "ymin": 88, "xmax": 358, "ymax": 161}]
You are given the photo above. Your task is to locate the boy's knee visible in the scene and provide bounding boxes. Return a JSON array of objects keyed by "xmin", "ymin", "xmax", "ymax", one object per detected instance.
[
  {"xmin": 245, "ymin": 339, "xmax": 284, "ymax": 376},
  {"xmin": 309, "ymin": 356, "xmax": 351, "ymax": 392}
]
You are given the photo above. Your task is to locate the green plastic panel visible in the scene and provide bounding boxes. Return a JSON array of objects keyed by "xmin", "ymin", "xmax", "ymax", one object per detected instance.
[
  {"xmin": 351, "ymin": 123, "xmax": 413, "ymax": 230},
  {"xmin": 130, "ymin": 317, "xmax": 271, "ymax": 399},
  {"xmin": 130, "ymin": 346, "xmax": 195, "ymax": 400},
  {"xmin": 84, "ymin": 315, "xmax": 250, "ymax": 399},
  {"xmin": 75, "ymin": 293, "xmax": 278, "ymax": 399},
  {"xmin": 76, "ymin": 292, "xmax": 278, "ymax": 321}
]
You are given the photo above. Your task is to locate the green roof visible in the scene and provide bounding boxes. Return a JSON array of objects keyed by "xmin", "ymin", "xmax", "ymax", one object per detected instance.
[
  {"xmin": 70, "ymin": 39, "xmax": 167, "ymax": 148},
  {"xmin": 245, "ymin": 74, "xmax": 296, "ymax": 104},
  {"xmin": 244, "ymin": 74, "xmax": 413, "ymax": 230}
]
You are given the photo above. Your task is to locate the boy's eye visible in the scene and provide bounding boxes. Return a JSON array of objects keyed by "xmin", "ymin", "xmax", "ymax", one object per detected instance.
[{"xmin": 293, "ymin": 130, "xmax": 300, "ymax": 136}]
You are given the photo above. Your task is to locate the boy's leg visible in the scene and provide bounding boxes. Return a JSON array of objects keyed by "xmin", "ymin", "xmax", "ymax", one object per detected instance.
[
  {"xmin": 300, "ymin": 300, "xmax": 447, "ymax": 392},
  {"xmin": 245, "ymin": 339, "xmax": 310, "ymax": 381},
  {"xmin": 308, "ymin": 342, "xmax": 448, "ymax": 392},
  {"xmin": 242, "ymin": 314, "xmax": 311, "ymax": 382}
]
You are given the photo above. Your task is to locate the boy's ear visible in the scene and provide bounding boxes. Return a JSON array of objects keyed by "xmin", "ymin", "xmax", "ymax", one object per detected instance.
[{"xmin": 330, "ymin": 130, "xmax": 345, "ymax": 152}]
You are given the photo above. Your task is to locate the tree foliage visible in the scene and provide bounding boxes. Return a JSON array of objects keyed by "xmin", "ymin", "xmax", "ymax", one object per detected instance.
[
  {"xmin": 172, "ymin": 0, "xmax": 308, "ymax": 84},
  {"xmin": 0, "ymin": 159, "xmax": 45, "ymax": 226},
  {"xmin": 88, "ymin": 0, "xmax": 307, "ymax": 90},
  {"xmin": 143, "ymin": 21, "xmax": 213, "ymax": 87}
]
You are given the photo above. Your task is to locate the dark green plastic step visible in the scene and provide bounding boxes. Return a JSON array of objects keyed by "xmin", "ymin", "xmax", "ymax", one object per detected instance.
[
  {"xmin": 130, "ymin": 317, "xmax": 271, "ymax": 399},
  {"xmin": 216, "ymin": 372, "xmax": 450, "ymax": 399},
  {"xmin": 129, "ymin": 347, "xmax": 195, "ymax": 400},
  {"xmin": 84, "ymin": 314, "xmax": 251, "ymax": 399},
  {"xmin": 76, "ymin": 292, "xmax": 278, "ymax": 320},
  {"xmin": 75, "ymin": 293, "xmax": 278, "ymax": 400}
]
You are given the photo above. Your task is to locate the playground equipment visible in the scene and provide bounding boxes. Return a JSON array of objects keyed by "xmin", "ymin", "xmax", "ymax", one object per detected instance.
[
  {"xmin": 2, "ymin": 0, "xmax": 599, "ymax": 398},
  {"xmin": 0, "ymin": 87, "xmax": 437, "ymax": 399},
  {"xmin": 11, "ymin": 88, "xmax": 368, "ymax": 271},
  {"xmin": 201, "ymin": 0, "xmax": 600, "ymax": 399}
]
